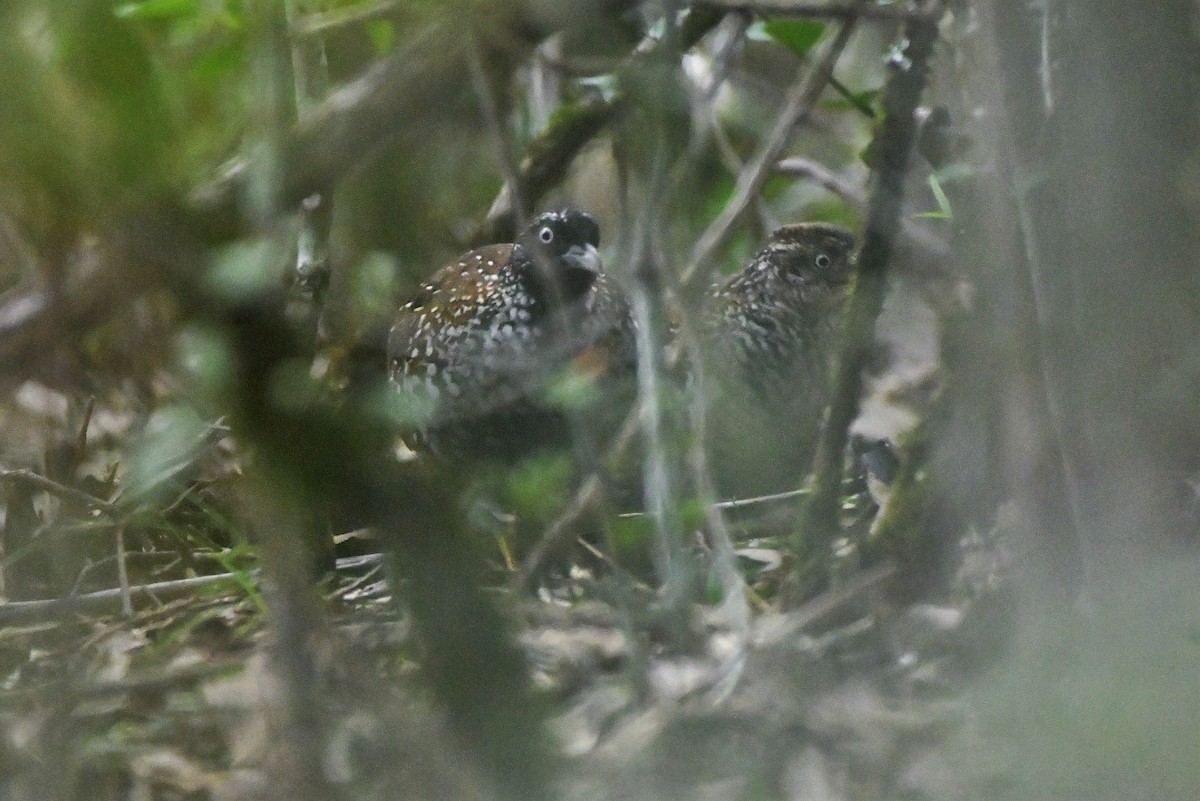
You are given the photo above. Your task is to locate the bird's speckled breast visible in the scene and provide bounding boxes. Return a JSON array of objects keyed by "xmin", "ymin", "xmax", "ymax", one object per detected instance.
[{"xmin": 388, "ymin": 243, "xmax": 634, "ymax": 424}]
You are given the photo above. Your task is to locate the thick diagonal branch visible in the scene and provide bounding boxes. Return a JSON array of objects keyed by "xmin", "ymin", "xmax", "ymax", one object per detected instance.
[{"xmin": 798, "ymin": 2, "xmax": 945, "ymax": 554}]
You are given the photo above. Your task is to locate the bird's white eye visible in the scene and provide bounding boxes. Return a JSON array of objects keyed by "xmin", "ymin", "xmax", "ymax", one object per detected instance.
[
  {"xmin": 539, "ymin": 226, "xmax": 554, "ymax": 243},
  {"xmin": 815, "ymin": 253, "xmax": 832, "ymax": 269}
]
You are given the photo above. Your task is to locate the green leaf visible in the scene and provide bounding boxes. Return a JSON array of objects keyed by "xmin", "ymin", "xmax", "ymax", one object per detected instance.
[
  {"xmin": 542, "ymin": 365, "xmax": 600, "ymax": 410},
  {"xmin": 678, "ymin": 497, "xmax": 711, "ymax": 534},
  {"xmin": 506, "ymin": 455, "xmax": 573, "ymax": 521},
  {"xmin": 351, "ymin": 251, "xmax": 400, "ymax": 320},
  {"xmin": 206, "ymin": 238, "xmax": 286, "ymax": 302},
  {"xmin": 190, "ymin": 41, "xmax": 242, "ymax": 87},
  {"xmin": 609, "ymin": 514, "xmax": 656, "ymax": 566},
  {"xmin": 824, "ymin": 79, "xmax": 880, "ymax": 118},
  {"xmin": 175, "ymin": 323, "xmax": 234, "ymax": 402},
  {"xmin": 802, "ymin": 201, "xmax": 858, "ymax": 230},
  {"xmin": 762, "ymin": 19, "xmax": 826, "ymax": 59},
  {"xmin": 366, "ymin": 19, "xmax": 395, "ymax": 55},
  {"xmin": 126, "ymin": 404, "xmax": 212, "ymax": 502},
  {"xmin": 114, "ymin": 0, "xmax": 199, "ymax": 20},
  {"xmin": 916, "ymin": 173, "xmax": 954, "ymax": 220}
]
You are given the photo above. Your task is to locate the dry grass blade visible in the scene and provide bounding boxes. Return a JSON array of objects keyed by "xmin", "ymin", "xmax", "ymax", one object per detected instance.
[{"xmin": 0, "ymin": 554, "xmax": 385, "ymax": 625}]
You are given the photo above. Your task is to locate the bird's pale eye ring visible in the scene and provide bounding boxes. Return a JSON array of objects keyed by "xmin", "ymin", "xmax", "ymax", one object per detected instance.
[
  {"xmin": 815, "ymin": 253, "xmax": 832, "ymax": 269},
  {"xmin": 539, "ymin": 227, "xmax": 554, "ymax": 243}
]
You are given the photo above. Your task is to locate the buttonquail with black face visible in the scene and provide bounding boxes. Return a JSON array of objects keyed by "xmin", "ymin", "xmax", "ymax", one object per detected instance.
[
  {"xmin": 388, "ymin": 209, "xmax": 636, "ymax": 461},
  {"xmin": 700, "ymin": 222, "xmax": 857, "ymax": 497}
]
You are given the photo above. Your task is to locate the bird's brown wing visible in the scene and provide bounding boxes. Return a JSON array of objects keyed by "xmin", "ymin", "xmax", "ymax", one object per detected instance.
[{"xmin": 387, "ymin": 243, "xmax": 516, "ymax": 381}]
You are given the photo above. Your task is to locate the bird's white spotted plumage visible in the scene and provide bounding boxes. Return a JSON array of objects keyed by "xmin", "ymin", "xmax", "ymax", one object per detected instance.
[{"xmin": 386, "ymin": 210, "xmax": 637, "ymax": 459}]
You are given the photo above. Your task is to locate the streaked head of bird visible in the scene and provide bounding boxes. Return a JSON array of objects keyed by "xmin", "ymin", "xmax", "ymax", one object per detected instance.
[{"xmin": 730, "ymin": 222, "xmax": 857, "ymax": 307}]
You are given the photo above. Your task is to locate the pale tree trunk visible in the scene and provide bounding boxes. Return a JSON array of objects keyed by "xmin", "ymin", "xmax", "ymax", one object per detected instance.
[{"xmin": 942, "ymin": 1, "xmax": 1200, "ymax": 601}]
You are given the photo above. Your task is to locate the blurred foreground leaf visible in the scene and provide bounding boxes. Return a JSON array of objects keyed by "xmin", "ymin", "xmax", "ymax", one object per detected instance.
[{"xmin": 762, "ymin": 19, "xmax": 827, "ymax": 59}]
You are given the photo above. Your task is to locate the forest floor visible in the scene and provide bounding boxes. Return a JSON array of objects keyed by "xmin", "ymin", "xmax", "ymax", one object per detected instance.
[
  {"xmin": 2, "ymin": 310, "xmax": 1199, "ymax": 800},
  {"xmin": 6, "ymin": 504, "xmax": 1197, "ymax": 801}
]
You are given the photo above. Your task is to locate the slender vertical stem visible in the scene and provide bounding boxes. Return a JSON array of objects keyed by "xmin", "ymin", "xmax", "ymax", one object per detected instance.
[
  {"xmin": 239, "ymin": 5, "xmax": 339, "ymax": 799},
  {"xmin": 798, "ymin": 2, "xmax": 946, "ymax": 560},
  {"xmin": 284, "ymin": 0, "xmax": 331, "ymax": 116},
  {"xmin": 114, "ymin": 524, "xmax": 132, "ymax": 619},
  {"xmin": 468, "ymin": 35, "xmax": 528, "ymax": 229}
]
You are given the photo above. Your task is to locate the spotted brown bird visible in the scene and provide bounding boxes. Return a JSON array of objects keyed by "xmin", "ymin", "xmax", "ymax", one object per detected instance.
[
  {"xmin": 699, "ymin": 222, "xmax": 857, "ymax": 497},
  {"xmin": 388, "ymin": 209, "xmax": 636, "ymax": 461}
]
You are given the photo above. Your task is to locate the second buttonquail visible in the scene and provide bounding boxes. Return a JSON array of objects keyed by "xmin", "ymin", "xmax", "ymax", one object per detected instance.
[{"xmin": 699, "ymin": 222, "xmax": 857, "ymax": 496}]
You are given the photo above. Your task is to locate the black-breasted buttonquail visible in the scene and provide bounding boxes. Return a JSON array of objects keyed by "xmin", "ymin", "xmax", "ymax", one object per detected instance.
[
  {"xmin": 388, "ymin": 209, "xmax": 636, "ymax": 462},
  {"xmin": 699, "ymin": 222, "xmax": 857, "ymax": 497}
]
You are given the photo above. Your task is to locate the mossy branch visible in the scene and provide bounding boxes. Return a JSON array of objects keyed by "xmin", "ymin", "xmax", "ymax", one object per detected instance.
[
  {"xmin": 472, "ymin": 94, "xmax": 618, "ymax": 246},
  {"xmin": 796, "ymin": 1, "xmax": 945, "ymax": 563},
  {"xmin": 473, "ymin": 6, "xmax": 728, "ymax": 245}
]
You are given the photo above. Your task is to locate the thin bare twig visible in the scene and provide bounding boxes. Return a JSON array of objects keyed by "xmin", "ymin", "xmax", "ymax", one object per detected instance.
[
  {"xmin": 684, "ymin": 8, "xmax": 863, "ymax": 287},
  {"xmin": 290, "ymin": 0, "xmax": 399, "ymax": 39},
  {"xmin": 475, "ymin": 93, "xmax": 616, "ymax": 244},
  {"xmin": 754, "ymin": 559, "xmax": 895, "ymax": 643},
  {"xmin": 698, "ymin": 12, "xmax": 754, "ymax": 102},
  {"xmin": 630, "ymin": 147, "xmax": 687, "ymax": 598},
  {"xmin": 515, "ymin": 474, "xmax": 603, "ymax": 591},
  {"xmin": 327, "ymin": 562, "xmax": 385, "ymax": 600},
  {"xmin": 624, "ymin": 4, "xmax": 708, "ymax": 626},
  {"xmin": 0, "ymin": 571, "xmax": 238, "ymax": 625},
  {"xmin": 677, "ymin": 320, "xmax": 752, "ymax": 650},
  {"xmin": 775, "ymin": 156, "xmax": 951, "ymax": 264},
  {"xmin": 62, "ymin": 661, "xmax": 242, "ymax": 701},
  {"xmin": 285, "ymin": 1, "xmax": 331, "ymax": 114},
  {"xmin": 0, "ymin": 553, "xmax": 385, "ymax": 625},
  {"xmin": 76, "ymin": 396, "xmax": 95, "ymax": 463},
  {"xmin": 715, "ymin": 486, "xmax": 809, "ymax": 512},
  {"xmin": 469, "ymin": 35, "xmax": 529, "ymax": 230},
  {"xmin": 613, "ymin": 486, "xmax": 808, "ymax": 522},
  {"xmin": 476, "ymin": 7, "xmax": 728, "ymax": 244},
  {"xmin": 115, "ymin": 524, "xmax": 132, "ymax": 618},
  {"xmin": 661, "ymin": 39, "xmax": 754, "ymax": 626},
  {"xmin": 0, "ymin": 469, "xmax": 118, "ymax": 517}
]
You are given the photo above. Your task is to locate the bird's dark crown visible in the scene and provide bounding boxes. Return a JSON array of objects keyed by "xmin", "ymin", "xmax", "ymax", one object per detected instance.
[
  {"xmin": 758, "ymin": 222, "xmax": 856, "ymax": 285},
  {"xmin": 516, "ymin": 208, "xmax": 603, "ymax": 306},
  {"xmin": 518, "ymin": 208, "xmax": 600, "ymax": 256}
]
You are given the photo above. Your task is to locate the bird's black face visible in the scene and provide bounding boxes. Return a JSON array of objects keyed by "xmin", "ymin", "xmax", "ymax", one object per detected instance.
[
  {"xmin": 766, "ymin": 223, "xmax": 856, "ymax": 290},
  {"xmin": 519, "ymin": 208, "xmax": 603, "ymax": 304}
]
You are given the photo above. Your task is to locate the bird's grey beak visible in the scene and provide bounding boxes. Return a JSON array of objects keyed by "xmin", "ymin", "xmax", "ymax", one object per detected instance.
[{"xmin": 563, "ymin": 243, "xmax": 602, "ymax": 275}]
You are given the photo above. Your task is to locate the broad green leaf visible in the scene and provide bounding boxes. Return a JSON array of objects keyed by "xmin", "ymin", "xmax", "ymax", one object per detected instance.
[
  {"xmin": 175, "ymin": 323, "xmax": 235, "ymax": 403},
  {"xmin": 507, "ymin": 455, "xmax": 573, "ymax": 521},
  {"xmin": 366, "ymin": 19, "xmax": 395, "ymax": 55},
  {"xmin": 609, "ymin": 514, "xmax": 655, "ymax": 565},
  {"xmin": 126, "ymin": 404, "xmax": 213, "ymax": 501},
  {"xmin": 763, "ymin": 19, "xmax": 826, "ymax": 59},
  {"xmin": 190, "ymin": 41, "xmax": 242, "ymax": 87},
  {"xmin": 206, "ymin": 238, "xmax": 286, "ymax": 302}
]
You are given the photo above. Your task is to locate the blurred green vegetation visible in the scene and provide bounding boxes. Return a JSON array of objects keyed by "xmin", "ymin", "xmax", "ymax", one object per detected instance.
[
  {"xmin": 14, "ymin": 2, "xmax": 1199, "ymax": 800},
  {"xmin": 0, "ymin": 0, "xmax": 891, "ymax": 578},
  {"xmin": 0, "ymin": 3, "xmax": 893, "ymax": 796}
]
